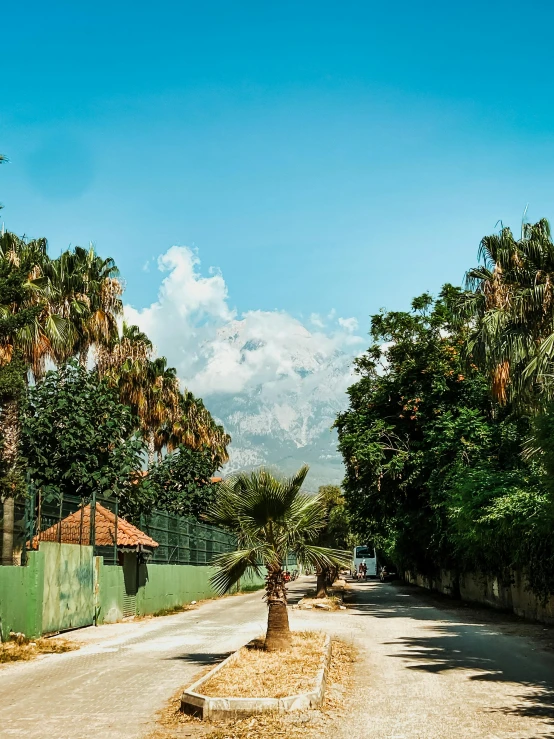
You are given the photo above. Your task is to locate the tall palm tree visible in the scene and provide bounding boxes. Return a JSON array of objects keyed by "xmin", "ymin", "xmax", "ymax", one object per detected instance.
[
  {"xmin": 97, "ymin": 322, "xmax": 153, "ymax": 430},
  {"xmin": 42, "ymin": 245, "xmax": 123, "ymax": 367},
  {"xmin": 98, "ymin": 326, "xmax": 182, "ymax": 464},
  {"xmin": 207, "ymin": 466, "xmax": 350, "ymax": 651},
  {"xmin": 146, "ymin": 357, "xmax": 181, "ymax": 464},
  {"xmin": 457, "ymin": 219, "xmax": 554, "ymax": 405},
  {"xmin": 0, "ymin": 233, "xmax": 73, "ymax": 376},
  {"xmin": 157, "ymin": 389, "xmax": 231, "ymax": 466},
  {"xmin": 0, "ymin": 233, "xmax": 75, "ymax": 564}
]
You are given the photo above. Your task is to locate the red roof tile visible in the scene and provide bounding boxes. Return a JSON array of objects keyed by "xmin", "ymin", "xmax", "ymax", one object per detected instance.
[{"xmin": 32, "ymin": 503, "xmax": 158, "ymax": 550}]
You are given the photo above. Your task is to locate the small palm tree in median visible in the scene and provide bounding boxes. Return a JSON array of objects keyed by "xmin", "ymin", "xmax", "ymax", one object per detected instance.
[{"xmin": 207, "ymin": 465, "xmax": 350, "ymax": 651}]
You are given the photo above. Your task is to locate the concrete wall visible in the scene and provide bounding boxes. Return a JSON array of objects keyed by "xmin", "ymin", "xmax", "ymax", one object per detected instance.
[
  {"xmin": 94, "ymin": 560, "xmax": 125, "ymax": 624},
  {"xmin": 405, "ymin": 569, "xmax": 554, "ymax": 625},
  {"xmin": 0, "ymin": 551, "xmax": 44, "ymax": 641},
  {"xmin": 135, "ymin": 564, "xmax": 220, "ymax": 616},
  {"xmin": 41, "ymin": 543, "xmax": 94, "ymax": 634}
]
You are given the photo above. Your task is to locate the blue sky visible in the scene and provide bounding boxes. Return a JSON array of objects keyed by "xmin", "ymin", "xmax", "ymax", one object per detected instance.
[{"xmin": 2, "ymin": 1, "xmax": 554, "ymax": 331}]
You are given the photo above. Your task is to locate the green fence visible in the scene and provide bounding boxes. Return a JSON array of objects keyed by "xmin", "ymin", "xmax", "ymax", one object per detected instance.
[{"xmin": 140, "ymin": 510, "xmax": 236, "ymax": 565}]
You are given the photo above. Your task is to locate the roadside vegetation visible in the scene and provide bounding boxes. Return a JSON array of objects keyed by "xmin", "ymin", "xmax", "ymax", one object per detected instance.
[
  {"xmin": 0, "ymin": 636, "xmax": 76, "ymax": 664},
  {"xmin": 0, "ymin": 153, "xmax": 230, "ymax": 565},
  {"xmin": 337, "ymin": 219, "xmax": 554, "ymax": 599}
]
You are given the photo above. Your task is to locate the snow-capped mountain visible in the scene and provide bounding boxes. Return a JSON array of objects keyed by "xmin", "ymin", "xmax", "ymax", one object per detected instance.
[
  {"xmin": 125, "ymin": 246, "xmax": 364, "ymax": 489},
  {"xmin": 203, "ymin": 321, "xmax": 357, "ymax": 490}
]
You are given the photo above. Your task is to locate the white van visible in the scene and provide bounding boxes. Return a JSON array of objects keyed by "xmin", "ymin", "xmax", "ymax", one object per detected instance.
[{"xmin": 352, "ymin": 545, "xmax": 377, "ymax": 578}]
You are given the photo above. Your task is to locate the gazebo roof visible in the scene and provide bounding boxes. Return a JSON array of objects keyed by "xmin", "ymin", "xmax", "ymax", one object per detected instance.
[{"xmin": 32, "ymin": 503, "xmax": 158, "ymax": 550}]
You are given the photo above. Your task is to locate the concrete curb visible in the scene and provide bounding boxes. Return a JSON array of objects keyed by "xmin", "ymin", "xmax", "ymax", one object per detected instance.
[{"xmin": 181, "ymin": 634, "xmax": 332, "ymax": 720}]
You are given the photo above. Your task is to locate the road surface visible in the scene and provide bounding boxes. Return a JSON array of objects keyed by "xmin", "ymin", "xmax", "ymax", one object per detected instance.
[
  {"xmin": 317, "ymin": 579, "xmax": 554, "ymax": 739},
  {"xmin": 0, "ymin": 577, "xmax": 553, "ymax": 738}
]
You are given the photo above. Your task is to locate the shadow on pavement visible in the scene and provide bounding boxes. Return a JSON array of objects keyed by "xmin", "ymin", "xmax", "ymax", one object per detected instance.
[
  {"xmin": 166, "ymin": 651, "xmax": 233, "ymax": 665},
  {"xmin": 348, "ymin": 580, "xmax": 554, "ymax": 737},
  {"xmin": 497, "ymin": 685, "xmax": 554, "ymax": 737}
]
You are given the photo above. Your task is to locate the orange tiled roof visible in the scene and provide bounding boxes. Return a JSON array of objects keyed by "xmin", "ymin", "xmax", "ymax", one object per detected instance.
[{"xmin": 32, "ymin": 503, "xmax": 158, "ymax": 549}]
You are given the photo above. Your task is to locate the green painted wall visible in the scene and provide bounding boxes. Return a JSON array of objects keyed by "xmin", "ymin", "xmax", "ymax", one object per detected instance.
[
  {"xmin": 0, "ymin": 551, "xmax": 44, "ymax": 641},
  {"xmin": 133, "ymin": 563, "xmax": 265, "ymax": 617},
  {"xmin": 0, "ymin": 551, "xmax": 267, "ymax": 639},
  {"xmin": 40, "ymin": 542, "xmax": 94, "ymax": 634},
  {"xmin": 94, "ymin": 560, "xmax": 125, "ymax": 624},
  {"xmin": 135, "ymin": 563, "xmax": 217, "ymax": 615}
]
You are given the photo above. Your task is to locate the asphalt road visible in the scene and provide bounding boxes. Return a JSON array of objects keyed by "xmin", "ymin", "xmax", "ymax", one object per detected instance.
[
  {"xmin": 0, "ymin": 577, "xmax": 553, "ymax": 739},
  {"xmin": 0, "ymin": 583, "xmax": 308, "ymax": 739},
  {"xmin": 321, "ymin": 579, "xmax": 554, "ymax": 739}
]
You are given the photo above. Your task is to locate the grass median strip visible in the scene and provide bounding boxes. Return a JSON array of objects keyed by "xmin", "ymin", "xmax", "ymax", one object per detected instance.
[
  {"xmin": 200, "ymin": 631, "xmax": 326, "ymax": 699},
  {"xmin": 149, "ymin": 638, "xmax": 356, "ymax": 739}
]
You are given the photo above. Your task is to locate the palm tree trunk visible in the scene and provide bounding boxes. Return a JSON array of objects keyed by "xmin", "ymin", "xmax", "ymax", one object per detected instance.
[
  {"xmin": 1, "ymin": 398, "xmax": 20, "ymax": 566},
  {"xmin": 1, "ymin": 497, "xmax": 15, "ymax": 566},
  {"xmin": 316, "ymin": 567, "xmax": 327, "ymax": 598},
  {"xmin": 78, "ymin": 347, "xmax": 89, "ymax": 368},
  {"xmin": 147, "ymin": 433, "xmax": 155, "ymax": 467},
  {"xmin": 265, "ymin": 568, "xmax": 290, "ymax": 651}
]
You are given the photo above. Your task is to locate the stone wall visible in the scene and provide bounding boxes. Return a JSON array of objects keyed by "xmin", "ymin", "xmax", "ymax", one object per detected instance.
[{"xmin": 405, "ymin": 569, "xmax": 554, "ymax": 625}]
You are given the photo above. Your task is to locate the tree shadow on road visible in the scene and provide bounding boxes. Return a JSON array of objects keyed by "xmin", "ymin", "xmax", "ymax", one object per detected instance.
[
  {"xmin": 384, "ymin": 622, "xmax": 554, "ymax": 737},
  {"xmin": 166, "ymin": 651, "xmax": 233, "ymax": 665},
  {"xmin": 347, "ymin": 582, "xmax": 554, "ymax": 737}
]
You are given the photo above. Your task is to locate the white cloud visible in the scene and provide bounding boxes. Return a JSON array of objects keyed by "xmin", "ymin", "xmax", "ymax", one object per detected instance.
[
  {"xmin": 125, "ymin": 246, "xmax": 364, "ymax": 401},
  {"xmin": 337, "ymin": 316, "xmax": 359, "ymax": 333},
  {"xmin": 309, "ymin": 313, "xmax": 325, "ymax": 328}
]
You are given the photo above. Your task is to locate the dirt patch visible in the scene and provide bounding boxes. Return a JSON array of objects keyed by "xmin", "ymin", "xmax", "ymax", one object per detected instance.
[
  {"xmin": 148, "ymin": 638, "xmax": 356, "ymax": 739},
  {"xmin": 201, "ymin": 631, "xmax": 326, "ymax": 699},
  {"xmin": 295, "ymin": 579, "xmax": 347, "ymax": 612},
  {"xmin": 0, "ymin": 637, "xmax": 77, "ymax": 665}
]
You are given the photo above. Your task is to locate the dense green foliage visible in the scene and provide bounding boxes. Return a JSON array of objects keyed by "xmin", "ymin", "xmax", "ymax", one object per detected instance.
[
  {"xmin": 316, "ymin": 485, "xmax": 353, "ymax": 551},
  {"xmin": 22, "ymin": 362, "xmax": 145, "ymax": 505},
  {"xmin": 337, "ymin": 287, "xmax": 554, "ymax": 598},
  {"xmin": 130, "ymin": 445, "xmax": 219, "ymax": 519}
]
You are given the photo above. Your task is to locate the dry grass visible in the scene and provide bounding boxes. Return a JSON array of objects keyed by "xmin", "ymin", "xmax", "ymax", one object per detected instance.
[
  {"xmin": 201, "ymin": 631, "xmax": 326, "ymax": 699},
  {"xmin": 295, "ymin": 596, "xmax": 343, "ymax": 611},
  {"xmin": 147, "ymin": 638, "xmax": 357, "ymax": 739},
  {"xmin": 0, "ymin": 637, "xmax": 77, "ymax": 664}
]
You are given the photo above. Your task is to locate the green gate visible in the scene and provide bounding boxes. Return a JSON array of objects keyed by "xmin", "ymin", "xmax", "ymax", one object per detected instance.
[{"xmin": 40, "ymin": 542, "xmax": 95, "ymax": 634}]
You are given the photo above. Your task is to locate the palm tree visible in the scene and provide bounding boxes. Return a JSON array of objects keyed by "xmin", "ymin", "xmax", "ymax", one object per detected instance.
[
  {"xmin": 0, "ymin": 233, "xmax": 73, "ymax": 376},
  {"xmin": 207, "ymin": 466, "xmax": 349, "ymax": 651},
  {"xmin": 146, "ymin": 357, "xmax": 181, "ymax": 464},
  {"xmin": 158, "ymin": 390, "xmax": 231, "ymax": 466},
  {"xmin": 0, "ymin": 233, "xmax": 75, "ymax": 564},
  {"xmin": 457, "ymin": 219, "xmax": 554, "ymax": 405},
  {"xmin": 41, "ymin": 245, "xmax": 123, "ymax": 367},
  {"xmin": 97, "ymin": 322, "xmax": 153, "ymax": 431},
  {"xmin": 98, "ymin": 326, "xmax": 182, "ymax": 464}
]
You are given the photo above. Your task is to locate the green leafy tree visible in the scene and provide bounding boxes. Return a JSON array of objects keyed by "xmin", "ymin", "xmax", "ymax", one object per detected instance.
[
  {"xmin": 22, "ymin": 362, "xmax": 145, "ymax": 507},
  {"xmin": 128, "ymin": 445, "xmax": 218, "ymax": 520},
  {"xmin": 336, "ymin": 291, "xmax": 532, "ymax": 579},
  {"xmin": 207, "ymin": 466, "xmax": 350, "ymax": 650}
]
